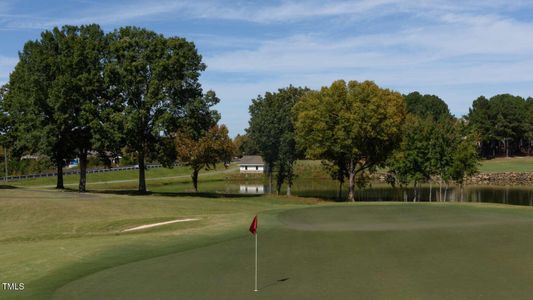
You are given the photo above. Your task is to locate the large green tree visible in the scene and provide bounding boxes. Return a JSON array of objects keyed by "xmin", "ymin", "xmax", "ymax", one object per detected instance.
[
  {"xmin": 295, "ymin": 80, "xmax": 406, "ymax": 202},
  {"xmin": 106, "ymin": 27, "xmax": 207, "ymax": 193},
  {"xmin": 4, "ymin": 29, "xmax": 76, "ymax": 189},
  {"xmin": 247, "ymin": 86, "xmax": 308, "ymax": 195},
  {"xmin": 5, "ymin": 25, "xmax": 119, "ymax": 192},
  {"xmin": 449, "ymin": 130, "xmax": 479, "ymax": 201},
  {"xmin": 51, "ymin": 25, "xmax": 109, "ymax": 192},
  {"xmin": 387, "ymin": 115, "xmax": 434, "ymax": 202},
  {"xmin": 467, "ymin": 94, "xmax": 528, "ymax": 158}
]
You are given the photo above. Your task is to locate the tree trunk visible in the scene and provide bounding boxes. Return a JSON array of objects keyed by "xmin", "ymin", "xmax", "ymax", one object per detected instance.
[
  {"xmin": 286, "ymin": 165, "xmax": 293, "ymax": 196},
  {"xmin": 56, "ymin": 162, "xmax": 64, "ymax": 189},
  {"xmin": 444, "ymin": 184, "xmax": 448, "ymax": 202},
  {"xmin": 429, "ymin": 180, "xmax": 432, "ymax": 202},
  {"xmin": 506, "ymin": 140, "xmax": 509, "ymax": 157},
  {"xmin": 138, "ymin": 151, "xmax": 146, "ymax": 193},
  {"xmin": 3, "ymin": 146, "xmax": 8, "ymax": 182},
  {"xmin": 78, "ymin": 150, "xmax": 88, "ymax": 193},
  {"xmin": 347, "ymin": 159, "xmax": 355, "ymax": 202},
  {"xmin": 337, "ymin": 180, "xmax": 343, "ymax": 200},
  {"xmin": 460, "ymin": 183, "xmax": 464, "ymax": 202},
  {"xmin": 268, "ymin": 167, "xmax": 273, "ymax": 194},
  {"xmin": 192, "ymin": 168, "xmax": 199, "ymax": 192},
  {"xmin": 412, "ymin": 181, "xmax": 417, "ymax": 202},
  {"xmin": 439, "ymin": 180, "xmax": 442, "ymax": 201}
]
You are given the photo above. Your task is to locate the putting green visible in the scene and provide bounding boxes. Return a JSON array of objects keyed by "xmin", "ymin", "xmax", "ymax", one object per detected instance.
[{"xmin": 53, "ymin": 204, "xmax": 533, "ymax": 299}]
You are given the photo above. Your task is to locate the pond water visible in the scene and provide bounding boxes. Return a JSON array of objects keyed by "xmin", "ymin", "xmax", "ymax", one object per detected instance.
[{"xmin": 230, "ymin": 180, "xmax": 533, "ymax": 206}]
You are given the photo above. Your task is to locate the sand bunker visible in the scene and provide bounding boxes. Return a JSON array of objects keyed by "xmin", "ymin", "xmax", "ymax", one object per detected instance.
[{"xmin": 122, "ymin": 218, "xmax": 199, "ymax": 232}]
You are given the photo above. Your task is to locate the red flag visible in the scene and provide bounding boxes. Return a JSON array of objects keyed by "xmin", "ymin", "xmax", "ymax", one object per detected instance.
[{"xmin": 249, "ymin": 215, "xmax": 258, "ymax": 235}]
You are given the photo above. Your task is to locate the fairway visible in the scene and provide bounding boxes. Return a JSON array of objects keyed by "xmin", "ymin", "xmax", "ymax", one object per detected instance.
[{"xmin": 53, "ymin": 204, "xmax": 533, "ymax": 300}]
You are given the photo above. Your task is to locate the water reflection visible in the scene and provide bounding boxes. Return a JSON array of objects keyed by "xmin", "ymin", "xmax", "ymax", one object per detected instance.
[
  {"xmin": 293, "ymin": 181, "xmax": 533, "ymax": 206},
  {"xmin": 239, "ymin": 184, "xmax": 265, "ymax": 194},
  {"xmin": 232, "ymin": 180, "xmax": 533, "ymax": 206}
]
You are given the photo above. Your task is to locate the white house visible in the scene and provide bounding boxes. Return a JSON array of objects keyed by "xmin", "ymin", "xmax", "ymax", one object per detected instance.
[{"xmin": 239, "ymin": 155, "xmax": 265, "ymax": 173}]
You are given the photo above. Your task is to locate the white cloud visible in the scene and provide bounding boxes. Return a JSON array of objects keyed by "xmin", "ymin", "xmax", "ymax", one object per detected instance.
[
  {"xmin": 3, "ymin": 0, "xmax": 533, "ymax": 135},
  {"xmin": 3, "ymin": 0, "xmax": 533, "ymax": 29},
  {"xmin": 205, "ymin": 13, "xmax": 533, "ymax": 81},
  {"xmin": 200, "ymin": 9, "xmax": 533, "ymax": 134}
]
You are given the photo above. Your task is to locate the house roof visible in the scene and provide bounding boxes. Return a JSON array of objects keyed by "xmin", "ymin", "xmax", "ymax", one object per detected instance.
[{"xmin": 239, "ymin": 155, "xmax": 264, "ymax": 165}]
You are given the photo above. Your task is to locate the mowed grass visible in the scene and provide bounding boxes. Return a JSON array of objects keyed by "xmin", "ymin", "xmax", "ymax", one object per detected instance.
[
  {"xmin": 479, "ymin": 156, "xmax": 533, "ymax": 173},
  {"xmin": 3, "ymin": 160, "xmax": 533, "ymax": 299},
  {"xmin": 3, "ymin": 183, "xmax": 533, "ymax": 299},
  {"xmin": 0, "ymin": 187, "xmax": 314, "ymax": 299},
  {"xmin": 9, "ymin": 164, "xmax": 233, "ymax": 187},
  {"xmin": 8, "ymin": 163, "xmax": 235, "ymax": 188},
  {"xmin": 298, "ymin": 157, "xmax": 533, "ymax": 175},
  {"xmin": 51, "ymin": 204, "xmax": 533, "ymax": 300}
]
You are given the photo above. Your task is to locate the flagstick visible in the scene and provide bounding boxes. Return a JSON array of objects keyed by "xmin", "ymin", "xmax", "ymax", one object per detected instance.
[{"xmin": 254, "ymin": 232, "xmax": 258, "ymax": 292}]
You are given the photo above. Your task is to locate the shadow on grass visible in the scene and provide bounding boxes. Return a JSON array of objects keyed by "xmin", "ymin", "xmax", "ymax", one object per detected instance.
[
  {"xmin": 29, "ymin": 185, "xmax": 262, "ymax": 199},
  {"xmin": 93, "ymin": 189, "xmax": 263, "ymax": 198},
  {"xmin": 0, "ymin": 184, "xmax": 18, "ymax": 189},
  {"xmin": 261, "ymin": 277, "xmax": 290, "ymax": 290}
]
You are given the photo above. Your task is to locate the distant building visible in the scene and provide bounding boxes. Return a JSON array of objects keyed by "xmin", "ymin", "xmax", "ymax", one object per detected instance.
[{"xmin": 239, "ymin": 155, "xmax": 265, "ymax": 173}]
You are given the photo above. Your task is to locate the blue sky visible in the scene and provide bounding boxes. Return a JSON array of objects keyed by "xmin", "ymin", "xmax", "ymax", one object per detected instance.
[{"xmin": 2, "ymin": 1, "xmax": 533, "ymax": 136}]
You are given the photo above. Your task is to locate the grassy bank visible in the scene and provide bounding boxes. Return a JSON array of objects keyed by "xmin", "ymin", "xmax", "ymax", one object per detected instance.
[{"xmin": 479, "ymin": 156, "xmax": 533, "ymax": 173}]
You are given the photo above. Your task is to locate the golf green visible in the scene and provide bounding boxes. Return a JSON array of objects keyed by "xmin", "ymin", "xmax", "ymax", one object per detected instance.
[{"xmin": 53, "ymin": 204, "xmax": 533, "ymax": 299}]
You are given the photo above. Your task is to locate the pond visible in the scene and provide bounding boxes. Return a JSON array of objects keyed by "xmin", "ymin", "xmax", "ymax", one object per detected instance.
[{"xmin": 231, "ymin": 180, "xmax": 533, "ymax": 206}]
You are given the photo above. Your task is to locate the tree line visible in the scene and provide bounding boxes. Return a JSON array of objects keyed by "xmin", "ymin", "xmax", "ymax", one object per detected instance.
[
  {"xmin": 244, "ymin": 83, "xmax": 484, "ymax": 202},
  {"xmin": 467, "ymin": 94, "xmax": 533, "ymax": 158},
  {"xmin": 0, "ymin": 25, "xmax": 234, "ymax": 193}
]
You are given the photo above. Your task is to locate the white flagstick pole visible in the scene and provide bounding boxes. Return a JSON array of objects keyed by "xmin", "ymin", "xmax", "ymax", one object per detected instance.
[{"xmin": 254, "ymin": 232, "xmax": 258, "ymax": 292}]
